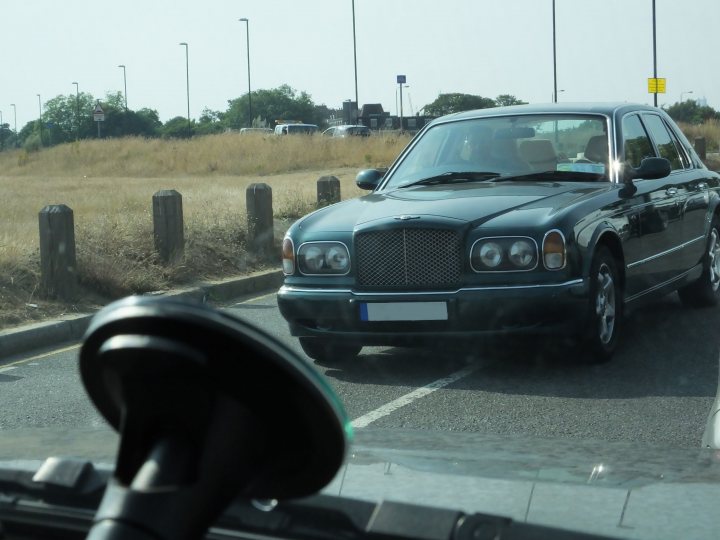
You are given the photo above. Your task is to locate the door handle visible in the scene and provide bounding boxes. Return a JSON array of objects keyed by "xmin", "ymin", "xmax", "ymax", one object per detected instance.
[{"xmin": 665, "ymin": 188, "xmax": 678, "ymax": 196}]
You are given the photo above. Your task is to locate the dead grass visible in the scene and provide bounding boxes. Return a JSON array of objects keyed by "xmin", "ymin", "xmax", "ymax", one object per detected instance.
[
  {"xmin": 678, "ymin": 120, "xmax": 720, "ymax": 153},
  {"xmin": 0, "ymin": 163, "xmax": 375, "ymax": 329},
  {"xmin": 0, "ymin": 132, "xmax": 408, "ymax": 177}
]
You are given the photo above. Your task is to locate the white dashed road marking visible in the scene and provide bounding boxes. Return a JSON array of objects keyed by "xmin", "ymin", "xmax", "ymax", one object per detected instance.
[{"xmin": 350, "ymin": 365, "xmax": 477, "ymax": 429}]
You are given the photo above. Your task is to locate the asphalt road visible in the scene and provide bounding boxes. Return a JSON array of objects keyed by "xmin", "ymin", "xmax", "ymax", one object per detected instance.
[{"xmin": 0, "ymin": 290, "xmax": 718, "ymax": 456}]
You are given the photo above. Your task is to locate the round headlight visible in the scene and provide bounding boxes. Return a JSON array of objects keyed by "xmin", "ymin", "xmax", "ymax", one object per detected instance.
[
  {"xmin": 479, "ymin": 242, "xmax": 503, "ymax": 268},
  {"xmin": 509, "ymin": 240, "xmax": 535, "ymax": 268},
  {"xmin": 326, "ymin": 245, "xmax": 349, "ymax": 271},
  {"xmin": 303, "ymin": 246, "xmax": 325, "ymax": 272}
]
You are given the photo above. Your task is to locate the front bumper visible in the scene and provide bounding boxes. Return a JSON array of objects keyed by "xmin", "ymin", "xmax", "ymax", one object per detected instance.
[{"xmin": 277, "ymin": 279, "xmax": 590, "ymax": 346}]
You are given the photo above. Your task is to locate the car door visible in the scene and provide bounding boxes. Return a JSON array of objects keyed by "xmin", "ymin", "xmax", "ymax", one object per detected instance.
[
  {"xmin": 620, "ymin": 113, "xmax": 685, "ymax": 298},
  {"xmin": 640, "ymin": 113, "xmax": 710, "ymax": 274}
]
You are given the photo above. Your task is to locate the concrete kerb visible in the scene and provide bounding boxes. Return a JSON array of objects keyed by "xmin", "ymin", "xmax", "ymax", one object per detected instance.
[{"xmin": 0, "ymin": 269, "xmax": 283, "ymax": 360}]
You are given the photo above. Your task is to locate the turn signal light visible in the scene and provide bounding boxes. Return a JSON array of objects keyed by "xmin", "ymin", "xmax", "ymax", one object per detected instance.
[
  {"xmin": 543, "ymin": 230, "xmax": 566, "ymax": 270},
  {"xmin": 282, "ymin": 237, "xmax": 295, "ymax": 275}
]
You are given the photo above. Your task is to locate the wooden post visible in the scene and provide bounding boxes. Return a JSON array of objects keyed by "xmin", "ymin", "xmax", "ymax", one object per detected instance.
[
  {"xmin": 317, "ymin": 175, "xmax": 341, "ymax": 207},
  {"xmin": 246, "ymin": 183, "xmax": 273, "ymax": 255},
  {"xmin": 38, "ymin": 204, "xmax": 77, "ymax": 299},
  {"xmin": 152, "ymin": 190, "xmax": 184, "ymax": 264},
  {"xmin": 695, "ymin": 137, "xmax": 707, "ymax": 161}
]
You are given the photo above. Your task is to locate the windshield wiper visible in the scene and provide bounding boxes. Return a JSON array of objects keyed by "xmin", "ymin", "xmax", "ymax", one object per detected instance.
[
  {"xmin": 397, "ymin": 171, "xmax": 501, "ymax": 189},
  {"xmin": 490, "ymin": 170, "xmax": 605, "ymax": 182}
]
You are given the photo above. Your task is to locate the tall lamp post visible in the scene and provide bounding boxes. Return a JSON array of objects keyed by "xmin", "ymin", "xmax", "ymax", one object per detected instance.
[
  {"xmin": 680, "ymin": 90, "xmax": 693, "ymax": 102},
  {"xmin": 179, "ymin": 42, "xmax": 191, "ymax": 137},
  {"xmin": 72, "ymin": 82, "xmax": 79, "ymax": 141},
  {"xmin": 10, "ymin": 103, "xmax": 17, "ymax": 146},
  {"xmin": 652, "ymin": 0, "xmax": 658, "ymax": 107},
  {"xmin": 118, "ymin": 65, "xmax": 128, "ymax": 110},
  {"xmin": 552, "ymin": 0, "xmax": 558, "ymax": 103},
  {"xmin": 351, "ymin": 0, "xmax": 359, "ymax": 123},
  {"xmin": 239, "ymin": 18, "xmax": 252, "ymax": 126},
  {"xmin": 37, "ymin": 94, "xmax": 43, "ymax": 146}
]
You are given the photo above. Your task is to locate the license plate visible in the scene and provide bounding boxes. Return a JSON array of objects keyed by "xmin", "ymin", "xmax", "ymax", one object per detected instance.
[{"xmin": 359, "ymin": 302, "xmax": 448, "ymax": 322}]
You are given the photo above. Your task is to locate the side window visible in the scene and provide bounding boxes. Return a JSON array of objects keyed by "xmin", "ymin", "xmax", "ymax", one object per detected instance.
[
  {"xmin": 622, "ymin": 114, "xmax": 655, "ymax": 168},
  {"xmin": 642, "ymin": 114, "xmax": 685, "ymax": 170}
]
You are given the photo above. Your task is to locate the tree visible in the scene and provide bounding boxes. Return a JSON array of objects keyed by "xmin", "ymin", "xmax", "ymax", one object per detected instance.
[
  {"xmin": 161, "ymin": 116, "xmax": 196, "ymax": 138},
  {"xmin": 664, "ymin": 100, "xmax": 720, "ymax": 124},
  {"xmin": 495, "ymin": 94, "xmax": 527, "ymax": 107},
  {"xmin": 43, "ymin": 92, "xmax": 96, "ymax": 144},
  {"xmin": 422, "ymin": 93, "xmax": 497, "ymax": 116},
  {"xmin": 224, "ymin": 85, "xmax": 317, "ymax": 129},
  {"xmin": 195, "ymin": 108, "xmax": 225, "ymax": 136}
]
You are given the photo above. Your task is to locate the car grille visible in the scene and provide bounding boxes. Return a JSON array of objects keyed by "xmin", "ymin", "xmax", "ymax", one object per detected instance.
[{"xmin": 355, "ymin": 228, "xmax": 462, "ymax": 289}]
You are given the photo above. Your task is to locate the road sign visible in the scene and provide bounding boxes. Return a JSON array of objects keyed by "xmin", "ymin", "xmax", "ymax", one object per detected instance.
[
  {"xmin": 397, "ymin": 75, "xmax": 406, "ymax": 84},
  {"xmin": 93, "ymin": 102, "xmax": 105, "ymax": 122},
  {"xmin": 648, "ymin": 78, "xmax": 666, "ymax": 94}
]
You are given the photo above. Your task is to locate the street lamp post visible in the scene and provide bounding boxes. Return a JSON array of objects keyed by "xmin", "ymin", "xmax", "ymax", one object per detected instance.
[
  {"xmin": 118, "ymin": 65, "xmax": 128, "ymax": 110},
  {"xmin": 680, "ymin": 90, "xmax": 694, "ymax": 102},
  {"xmin": 11, "ymin": 103, "xmax": 17, "ymax": 146},
  {"xmin": 552, "ymin": 0, "xmax": 558, "ymax": 103},
  {"xmin": 179, "ymin": 42, "xmax": 191, "ymax": 137},
  {"xmin": 652, "ymin": 0, "xmax": 658, "ymax": 107},
  {"xmin": 37, "ymin": 94, "xmax": 43, "ymax": 146},
  {"xmin": 239, "ymin": 19, "xmax": 252, "ymax": 127},
  {"xmin": 72, "ymin": 82, "xmax": 79, "ymax": 141},
  {"xmin": 351, "ymin": 0, "xmax": 359, "ymax": 123}
]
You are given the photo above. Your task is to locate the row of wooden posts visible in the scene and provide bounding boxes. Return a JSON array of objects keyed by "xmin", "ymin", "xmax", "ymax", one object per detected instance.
[{"xmin": 39, "ymin": 175, "xmax": 343, "ymax": 300}]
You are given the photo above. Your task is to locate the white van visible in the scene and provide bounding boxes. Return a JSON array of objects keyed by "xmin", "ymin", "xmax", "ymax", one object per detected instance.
[{"xmin": 274, "ymin": 123, "xmax": 319, "ymax": 135}]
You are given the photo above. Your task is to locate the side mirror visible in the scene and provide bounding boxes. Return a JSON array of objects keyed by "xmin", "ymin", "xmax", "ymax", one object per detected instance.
[
  {"xmin": 624, "ymin": 157, "xmax": 672, "ymax": 182},
  {"xmin": 355, "ymin": 168, "xmax": 386, "ymax": 190}
]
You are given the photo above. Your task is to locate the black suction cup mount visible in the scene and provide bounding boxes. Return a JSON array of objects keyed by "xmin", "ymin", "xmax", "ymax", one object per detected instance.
[{"xmin": 79, "ymin": 295, "xmax": 350, "ymax": 540}]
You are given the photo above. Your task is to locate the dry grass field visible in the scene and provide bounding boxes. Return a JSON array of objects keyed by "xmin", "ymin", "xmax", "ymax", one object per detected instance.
[{"xmin": 0, "ymin": 133, "xmax": 410, "ymax": 328}]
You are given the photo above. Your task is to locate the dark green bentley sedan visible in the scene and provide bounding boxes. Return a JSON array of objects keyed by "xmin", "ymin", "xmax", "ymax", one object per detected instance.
[{"xmin": 278, "ymin": 103, "xmax": 720, "ymax": 363}]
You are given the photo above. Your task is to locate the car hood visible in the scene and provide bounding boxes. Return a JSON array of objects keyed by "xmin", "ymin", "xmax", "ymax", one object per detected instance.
[
  {"xmin": 298, "ymin": 182, "xmax": 613, "ymax": 232},
  {"xmin": 325, "ymin": 429, "xmax": 720, "ymax": 540}
]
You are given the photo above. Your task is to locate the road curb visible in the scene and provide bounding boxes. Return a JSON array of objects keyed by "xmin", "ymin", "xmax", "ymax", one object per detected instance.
[{"xmin": 0, "ymin": 269, "xmax": 283, "ymax": 359}]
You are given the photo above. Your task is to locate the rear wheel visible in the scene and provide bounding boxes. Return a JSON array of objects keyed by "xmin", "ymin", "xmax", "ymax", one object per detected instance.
[
  {"xmin": 581, "ymin": 247, "xmax": 622, "ymax": 363},
  {"xmin": 298, "ymin": 337, "xmax": 361, "ymax": 364},
  {"xmin": 678, "ymin": 219, "xmax": 720, "ymax": 308}
]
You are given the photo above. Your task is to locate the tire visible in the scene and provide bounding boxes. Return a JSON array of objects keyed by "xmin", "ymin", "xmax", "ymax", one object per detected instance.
[
  {"xmin": 298, "ymin": 337, "xmax": 361, "ymax": 364},
  {"xmin": 581, "ymin": 247, "xmax": 623, "ymax": 363},
  {"xmin": 678, "ymin": 219, "xmax": 720, "ymax": 308}
]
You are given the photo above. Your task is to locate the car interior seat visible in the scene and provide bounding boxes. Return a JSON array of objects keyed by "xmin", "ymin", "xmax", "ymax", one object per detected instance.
[
  {"xmin": 518, "ymin": 139, "xmax": 558, "ymax": 171},
  {"xmin": 584, "ymin": 135, "xmax": 609, "ymax": 164}
]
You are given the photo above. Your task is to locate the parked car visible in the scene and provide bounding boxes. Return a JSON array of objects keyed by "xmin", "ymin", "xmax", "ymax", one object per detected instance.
[
  {"xmin": 239, "ymin": 127, "xmax": 273, "ymax": 134},
  {"xmin": 322, "ymin": 124, "xmax": 372, "ymax": 137},
  {"xmin": 278, "ymin": 103, "xmax": 720, "ymax": 363}
]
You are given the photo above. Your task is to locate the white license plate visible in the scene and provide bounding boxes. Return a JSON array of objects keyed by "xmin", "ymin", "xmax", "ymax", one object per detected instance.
[{"xmin": 359, "ymin": 302, "xmax": 448, "ymax": 322}]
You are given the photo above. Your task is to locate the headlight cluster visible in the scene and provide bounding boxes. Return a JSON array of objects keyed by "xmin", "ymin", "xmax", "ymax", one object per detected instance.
[
  {"xmin": 296, "ymin": 242, "xmax": 351, "ymax": 275},
  {"xmin": 471, "ymin": 237, "xmax": 538, "ymax": 272}
]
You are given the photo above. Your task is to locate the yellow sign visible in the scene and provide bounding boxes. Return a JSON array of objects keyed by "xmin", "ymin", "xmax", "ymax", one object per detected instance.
[{"xmin": 648, "ymin": 78, "xmax": 666, "ymax": 93}]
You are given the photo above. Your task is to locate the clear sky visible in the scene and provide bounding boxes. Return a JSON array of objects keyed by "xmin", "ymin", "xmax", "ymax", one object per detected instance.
[{"xmin": 2, "ymin": 0, "xmax": 718, "ymax": 130}]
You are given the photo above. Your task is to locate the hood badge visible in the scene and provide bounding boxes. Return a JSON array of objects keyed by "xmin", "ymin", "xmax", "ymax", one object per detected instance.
[{"xmin": 394, "ymin": 215, "xmax": 421, "ymax": 221}]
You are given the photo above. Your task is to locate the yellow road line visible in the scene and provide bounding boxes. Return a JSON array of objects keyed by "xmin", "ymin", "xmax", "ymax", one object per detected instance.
[{"xmin": 1, "ymin": 343, "xmax": 81, "ymax": 369}]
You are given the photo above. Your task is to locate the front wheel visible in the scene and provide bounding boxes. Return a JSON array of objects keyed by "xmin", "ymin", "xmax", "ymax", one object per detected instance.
[
  {"xmin": 580, "ymin": 247, "xmax": 623, "ymax": 363},
  {"xmin": 298, "ymin": 337, "xmax": 361, "ymax": 364},
  {"xmin": 678, "ymin": 219, "xmax": 720, "ymax": 308}
]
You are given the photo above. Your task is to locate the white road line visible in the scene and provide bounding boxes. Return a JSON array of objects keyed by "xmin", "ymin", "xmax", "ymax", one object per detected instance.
[
  {"xmin": 0, "ymin": 366, "xmax": 17, "ymax": 373},
  {"xmin": 350, "ymin": 366, "xmax": 477, "ymax": 429}
]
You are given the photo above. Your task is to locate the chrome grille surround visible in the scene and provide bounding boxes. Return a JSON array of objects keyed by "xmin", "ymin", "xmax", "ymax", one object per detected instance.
[{"xmin": 355, "ymin": 228, "xmax": 462, "ymax": 289}]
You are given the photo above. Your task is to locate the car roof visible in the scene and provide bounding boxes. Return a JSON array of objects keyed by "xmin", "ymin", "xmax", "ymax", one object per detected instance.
[{"xmin": 444, "ymin": 102, "xmax": 663, "ymax": 122}]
